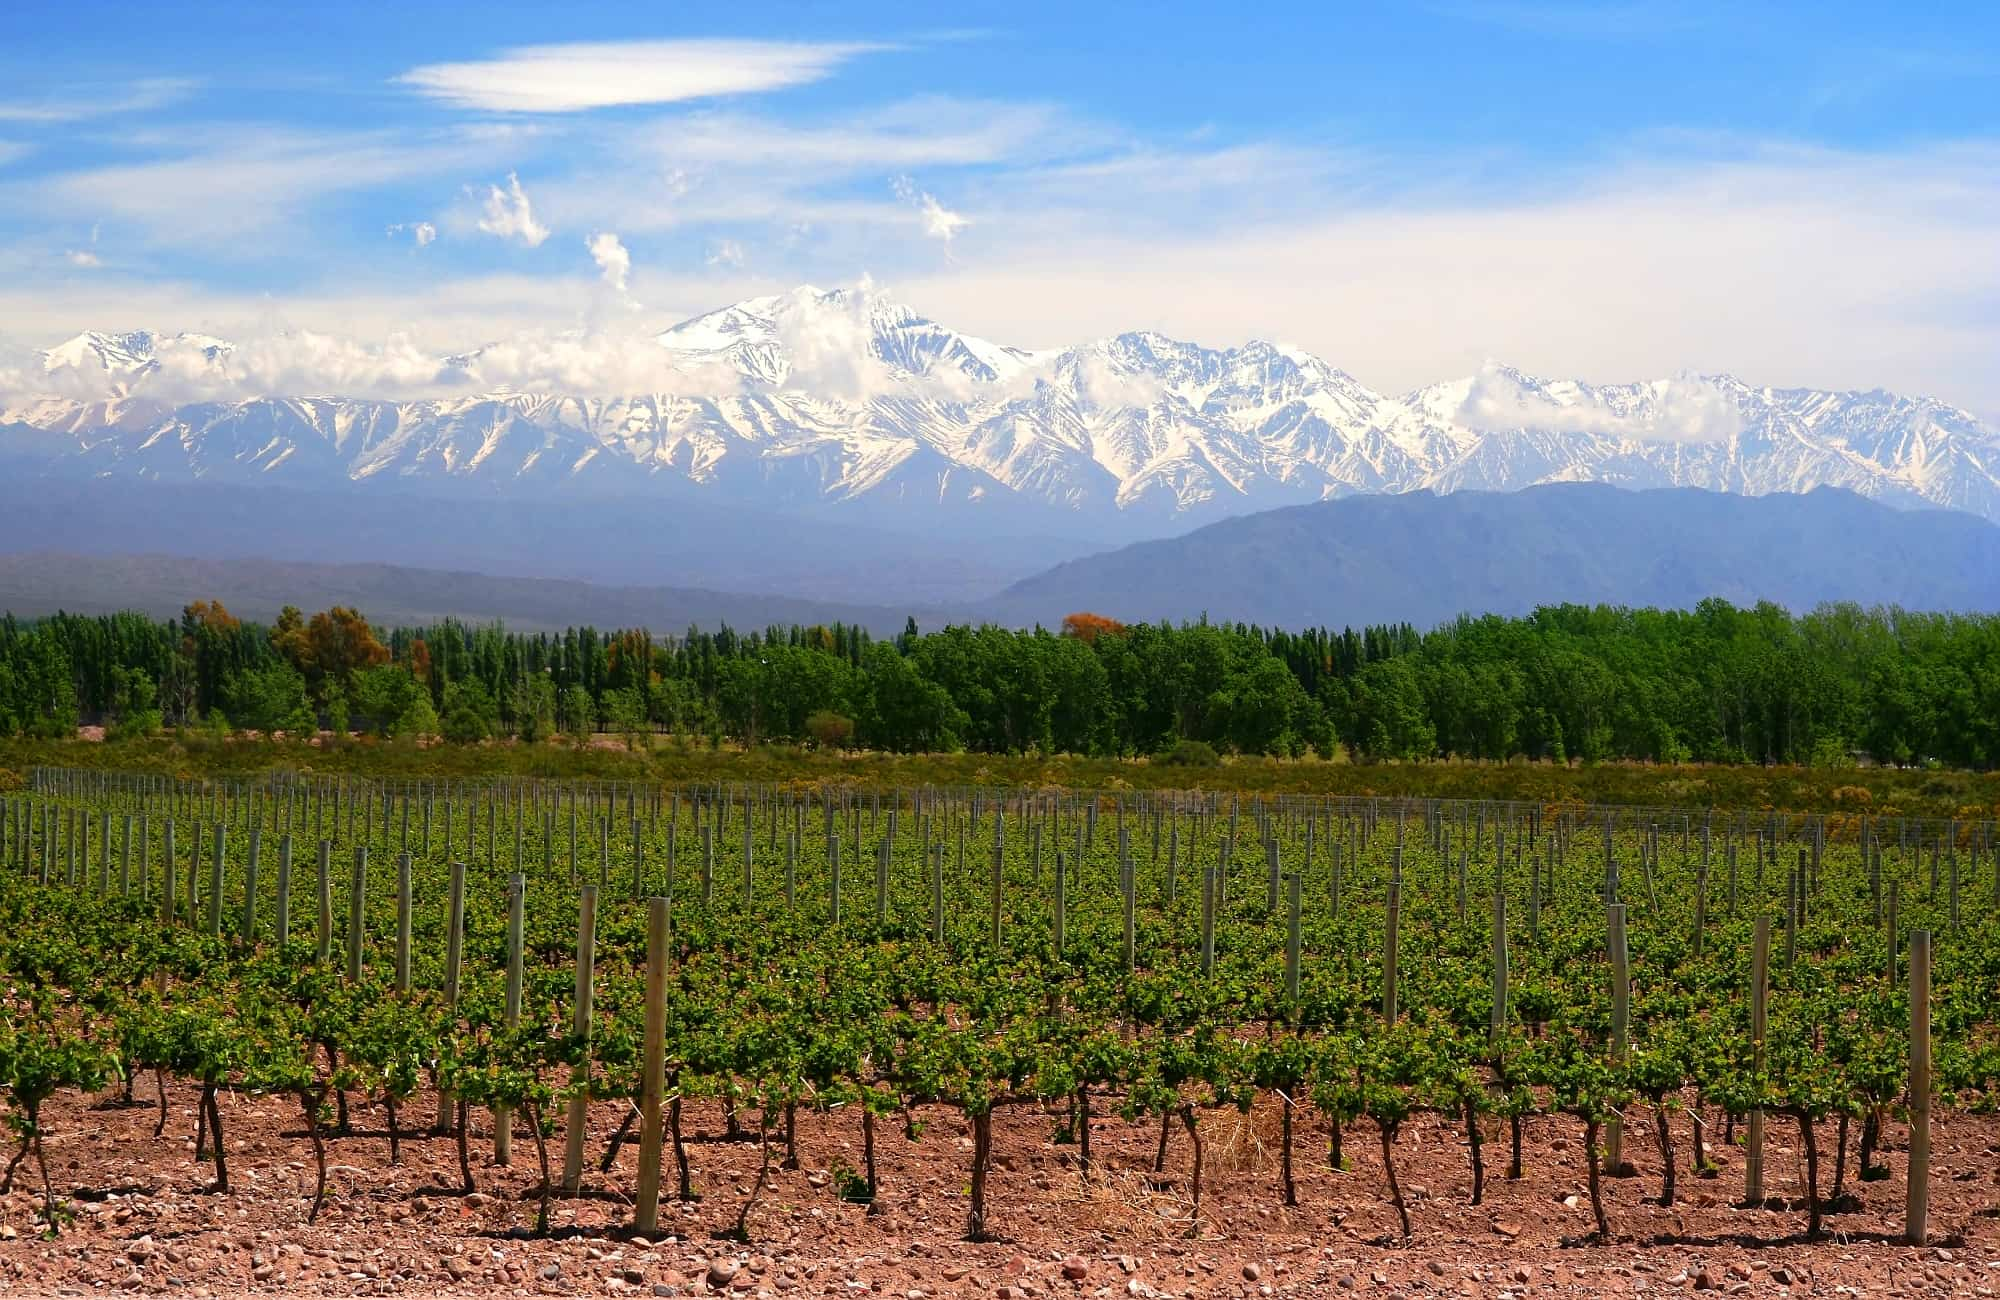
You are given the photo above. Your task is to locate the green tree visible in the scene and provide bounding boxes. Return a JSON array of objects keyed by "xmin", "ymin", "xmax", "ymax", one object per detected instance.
[
  {"xmin": 351, "ymin": 664, "xmax": 421, "ymax": 736},
  {"xmin": 510, "ymin": 674, "xmax": 556, "ymax": 742},
  {"xmin": 222, "ymin": 663, "xmax": 315, "ymax": 736}
]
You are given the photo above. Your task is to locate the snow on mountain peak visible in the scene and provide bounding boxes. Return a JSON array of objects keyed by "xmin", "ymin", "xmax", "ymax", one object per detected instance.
[
  {"xmin": 12, "ymin": 284, "xmax": 2000, "ymax": 530},
  {"xmin": 654, "ymin": 282, "xmax": 1037, "ymax": 393}
]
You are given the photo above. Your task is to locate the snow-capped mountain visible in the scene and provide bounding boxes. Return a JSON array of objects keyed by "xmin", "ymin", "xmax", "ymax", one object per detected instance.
[
  {"xmin": 36, "ymin": 330, "xmax": 234, "ymax": 394},
  {"xmin": 8, "ymin": 285, "xmax": 2000, "ymax": 535}
]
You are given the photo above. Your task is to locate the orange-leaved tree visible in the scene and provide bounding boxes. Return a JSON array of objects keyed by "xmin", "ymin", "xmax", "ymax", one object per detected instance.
[{"xmin": 1060, "ymin": 612, "xmax": 1128, "ymax": 645}]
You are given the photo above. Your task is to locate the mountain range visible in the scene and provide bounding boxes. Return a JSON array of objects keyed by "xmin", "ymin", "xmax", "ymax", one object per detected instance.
[
  {"xmin": 5, "ymin": 485, "xmax": 1996, "ymax": 634},
  {"xmin": 0, "ymin": 550, "xmax": 911, "ymax": 636},
  {"xmin": 8, "ymin": 285, "xmax": 2000, "ymax": 542},
  {"xmin": 972, "ymin": 483, "xmax": 2000, "ymax": 629}
]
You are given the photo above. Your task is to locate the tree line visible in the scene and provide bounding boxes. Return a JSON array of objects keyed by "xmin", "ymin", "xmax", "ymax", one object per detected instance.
[{"xmin": 1, "ymin": 599, "xmax": 1996, "ymax": 767}]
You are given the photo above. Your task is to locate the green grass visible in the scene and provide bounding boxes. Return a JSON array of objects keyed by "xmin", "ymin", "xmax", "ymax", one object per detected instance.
[{"xmin": 4, "ymin": 733, "xmax": 1994, "ymax": 820}]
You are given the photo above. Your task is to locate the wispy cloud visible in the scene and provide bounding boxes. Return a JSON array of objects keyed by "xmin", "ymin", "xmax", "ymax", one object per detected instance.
[
  {"xmin": 387, "ymin": 221, "xmax": 438, "ymax": 247},
  {"xmin": 0, "ymin": 77, "xmax": 199, "ymax": 124},
  {"xmin": 631, "ymin": 98, "xmax": 1089, "ymax": 172},
  {"xmin": 15, "ymin": 126, "xmax": 519, "ymax": 245},
  {"xmin": 62, "ymin": 248, "xmax": 101, "ymax": 269},
  {"xmin": 892, "ymin": 176, "xmax": 968, "ymax": 249},
  {"xmin": 1803, "ymin": 49, "xmax": 2000, "ymax": 115},
  {"xmin": 530, "ymin": 98, "xmax": 1102, "ymax": 239},
  {"xmin": 892, "ymin": 139, "xmax": 2000, "ymax": 410},
  {"xmin": 397, "ymin": 39, "xmax": 886, "ymax": 113},
  {"xmin": 475, "ymin": 171, "xmax": 549, "ymax": 247},
  {"xmin": 586, "ymin": 230, "xmax": 631, "ymax": 291}
]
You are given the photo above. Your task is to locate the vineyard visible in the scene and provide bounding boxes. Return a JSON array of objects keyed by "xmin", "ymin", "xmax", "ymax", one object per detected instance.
[{"xmin": 1, "ymin": 767, "xmax": 1996, "ymax": 1294}]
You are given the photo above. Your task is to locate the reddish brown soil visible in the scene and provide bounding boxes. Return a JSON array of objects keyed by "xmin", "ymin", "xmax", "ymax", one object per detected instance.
[{"xmin": 2, "ymin": 1087, "xmax": 1994, "ymax": 1298}]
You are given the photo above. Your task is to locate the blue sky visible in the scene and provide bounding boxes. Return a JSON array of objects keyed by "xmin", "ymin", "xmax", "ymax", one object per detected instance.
[{"xmin": 2, "ymin": 0, "xmax": 1997, "ymax": 409}]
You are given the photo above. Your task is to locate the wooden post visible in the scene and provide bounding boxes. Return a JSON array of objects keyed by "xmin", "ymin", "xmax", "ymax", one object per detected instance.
[
  {"xmin": 631, "ymin": 816, "xmax": 644, "ymax": 902},
  {"xmin": 162, "ymin": 821, "xmax": 177, "ymax": 924},
  {"xmin": 701, "ymin": 825, "xmax": 715, "ymax": 907},
  {"xmin": 1384, "ymin": 851, "xmax": 1402, "ymax": 1023},
  {"xmin": 561, "ymin": 885, "xmax": 598, "ymax": 1193},
  {"xmin": 496, "ymin": 872, "xmax": 525, "ymax": 1166},
  {"xmin": 1745, "ymin": 915, "xmax": 1770, "ymax": 1205},
  {"xmin": 1491, "ymin": 875, "xmax": 1508, "ymax": 1045},
  {"xmin": 1456, "ymin": 849, "xmax": 1468, "ymax": 926},
  {"xmin": 205, "ymin": 822, "xmax": 224, "ymax": 938},
  {"xmin": 875, "ymin": 836, "xmax": 889, "ymax": 923},
  {"xmin": 1785, "ymin": 854, "xmax": 1801, "ymax": 970},
  {"xmin": 1605, "ymin": 903, "xmax": 1630, "ymax": 1172},
  {"xmin": 1905, "ymin": 928, "xmax": 1932, "ymax": 1245},
  {"xmin": 930, "ymin": 843, "xmax": 944, "ymax": 942},
  {"xmin": 1125, "ymin": 857, "xmax": 1140, "ymax": 974},
  {"xmin": 1200, "ymin": 864, "xmax": 1216, "ymax": 976},
  {"xmin": 989, "ymin": 836, "xmax": 1004, "ymax": 946},
  {"xmin": 1284, "ymin": 870, "xmax": 1301, "ymax": 1005},
  {"xmin": 394, "ymin": 852, "xmax": 413, "ymax": 992},
  {"xmin": 242, "ymin": 827, "xmax": 262, "ymax": 941},
  {"xmin": 828, "ymin": 836, "xmax": 841, "ymax": 925},
  {"xmin": 784, "ymin": 832, "xmax": 796, "ymax": 910},
  {"xmin": 1692, "ymin": 852, "xmax": 1708, "ymax": 957},
  {"xmin": 1870, "ymin": 837, "xmax": 1883, "ymax": 926},
  {"xmin": 633, "ymin": 895, "xmax": 671, "ymax": 1233},
  {"xmin": 346, "ymin": 846, "xmax": 367, "ymax": 983},
  {"xmin": 316, "ymin": 841, "xmax": 333, "ymax": 964},
  {"xmin": 1052, "ymin": 851, "xmax": 1067, "ymax": 959},
  {"xmin": 1886, "ymin": 880, "xmax": 1901, "ymax": 986},
  {"xmin": 274, "ymin": 835, "xmax": 292, "ymax": 948}
]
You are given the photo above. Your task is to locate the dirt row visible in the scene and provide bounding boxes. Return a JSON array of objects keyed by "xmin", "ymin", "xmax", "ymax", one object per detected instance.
[{"xmin": 2, "ymin": 1086, "xmax": 1995, "ymax": 1298}]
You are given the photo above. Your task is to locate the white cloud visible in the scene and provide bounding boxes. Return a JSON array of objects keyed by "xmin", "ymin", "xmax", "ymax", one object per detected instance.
[
  {"xmin": 1067, "ymin": 352, "xmax": 1167, "ymax": 410},
  {"xmin": 586, "ymin": 230, "xmax": 631, "ymax": 291},
  {"xmin": 63, "ymin": 248, "xmax": 101, "ymax": 268},
  {"xmin": 638, "ymin": 99, "xmax": 1086, "ymax": 171},
  {"xmin": 528, "ymin": 99, "xmax": 1098, "ymax": 238},
  {"xmin": 1455, "ymin": 364, "xmax": 1744, "ymax": 442},
  {"xmin": 386, "ymin": 221, "xmax": 438, "ymax": 247},
  {"xmin": 5, "ymin": 316, "xmax": 739, "ymax": 406},
  {"xmin": 0, "ymin": 77, "xmax": 198, "ymax": 124},
  {"xmin": 706, "ymin": 238, "xmax": 745, "ymax": 268},
  {"xmin": 890, "ymin": 140, "xmax": 2000, "ymax": 413},
  {"xmin": 397, "ymin": 39, "xmax": 884, "ymax": 113},
  {"xmin": 4, "ymin": 125, "xmax": 1999, "ymax": 420},
  {"xmin": 476, "ymin": 172, "xmax": 549, "ymax": 247},
  {"xmin": 892, "ymin": 176, "xmax": 969, "ymax": 248},
  {"xmin": 0, "ymin": 270, "xmax": 786, "ymax": 403},
  {"xmin": 11, "ymin": 127, "xmax": 519, "ymax": 246}
]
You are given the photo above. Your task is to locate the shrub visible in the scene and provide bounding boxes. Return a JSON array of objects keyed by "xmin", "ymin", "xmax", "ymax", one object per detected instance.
[
  {"xmin": 394, "ymin": 693, "xmax": 441, "ymax": 742},
  {"xmin": 1156, "ymin": 738, "xmax": 1221, "ymax": 768},
  {"xmin": 805, "ymin": 710, "xmax": 855, "ymax": 751},
  {"xmin": 441, "ymin": 702, "xmax": 488, "ymax": 744}
]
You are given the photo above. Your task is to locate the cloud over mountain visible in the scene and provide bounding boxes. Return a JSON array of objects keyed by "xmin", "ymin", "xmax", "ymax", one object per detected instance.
[{"xmin": 8, "ymin": 283, "xmax": 1998, "ymax": 536}]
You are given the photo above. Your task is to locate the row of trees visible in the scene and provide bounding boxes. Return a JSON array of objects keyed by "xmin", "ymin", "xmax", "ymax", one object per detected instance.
[{"xmin": 3, "ymin": 599, "xmax": 1998, "ymax": 766}]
